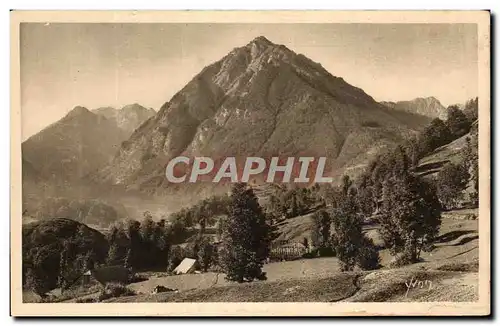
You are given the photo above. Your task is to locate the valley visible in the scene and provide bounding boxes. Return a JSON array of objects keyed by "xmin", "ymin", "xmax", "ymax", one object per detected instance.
[{"xmin": 20, "ymin": 35, "xmax": 481, "ymax": 305}]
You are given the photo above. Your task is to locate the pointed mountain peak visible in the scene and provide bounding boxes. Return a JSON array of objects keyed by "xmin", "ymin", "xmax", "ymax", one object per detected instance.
[
  {"xmin": 249, "ymin": 35, "xmax": 274, "ymax": 46},
  {"xmin": 244, "ymin": 36, "xmax": 279, "ymax": 54},
  {"xmin": 65, "ymin": 106, "xmax": 92, "ymax": 119},
  {"xmin": 414, "ymin": 96, "xmax": 441, "ymax": 103}
]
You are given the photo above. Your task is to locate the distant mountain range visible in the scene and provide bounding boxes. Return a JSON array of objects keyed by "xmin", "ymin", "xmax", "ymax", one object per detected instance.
[
  {"xmin": 380, "ymin": 96, "xmax": 447, "ymax": 120},
  {"xmin": 22, "ymin": 104, "xmax": 155, "ymax": 188},
  {"xmin": 93, "ymin": 103, "xmax": 156, "ymax": 134}
]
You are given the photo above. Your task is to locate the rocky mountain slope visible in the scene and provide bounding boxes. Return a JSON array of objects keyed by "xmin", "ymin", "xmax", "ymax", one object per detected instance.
[
  {"xmin": 381, "ymin": 96, "xmax": 447, "ymax": 119},
  {"xmin": 93, "ymin": 103, "xmax": 156, "ymax": 135},
  {"xmin": 97, "ymin": 36, "xmax": 431, "ymax": 195},
  {"xmin": 22, "ymin": 106, "xmax": 129, "ymax": 185}
]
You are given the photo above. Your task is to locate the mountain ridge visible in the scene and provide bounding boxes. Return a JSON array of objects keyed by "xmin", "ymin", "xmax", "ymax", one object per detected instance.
[
  {"xmin": 22, "ymin": 106, "xmax": 129, "ymax": 185},
  {"xmin": 381, "ymin": 96, "xmax": 447, "ymax": 119},
  {"xmin": 95, "ymin": 36, "xmax": 431, "ymax": 197},
  {"xmin": 93, "ymin": 103, "xmax": 156, "ymax": 134}
]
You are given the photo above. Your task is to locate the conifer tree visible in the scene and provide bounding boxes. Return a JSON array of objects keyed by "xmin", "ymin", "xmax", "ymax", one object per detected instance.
[{"xmin": 219, "ymin": 183, "xmax": 270, "ymax": 282}]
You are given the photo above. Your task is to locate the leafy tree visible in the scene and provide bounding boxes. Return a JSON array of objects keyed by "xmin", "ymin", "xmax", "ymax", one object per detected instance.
[
  {"xmin": 289, "ymin": 192, "xmax": 298, "ymax": 218},
  {"xmin": 125, "ymin": 220, "xmax": 141, "ymax": 269},
  {"xmin": 56, "ymin": 239, "xmax": 93, "ymax": 292},
  {"xmin": 463, "ymin": 97, "xmax": 478, "ymax": 124},
  {"xmin": 462, "ymin": 131, "xmax": 479, "ymax": 207},
  {"xmin": 139, "ymin": 213, "xmax": 156, "ymax": 268},
  {"xmin": 167, "ymin": 216, "xmax": 188, "ymax": 244},
  {"xmin": 124, "ymin": 249, "xmax": 133, "ymax": 270},
  {"xmin": 80, "ymin": 250, "xmax": 96, "ymax": 271},
  {"xmin": 418, "ymin": 118, "xmax": 452, "ymax": 155},
  {"xmin": 296, "ymin": 188, "xmax": 314, "ymax": 215},
  {"xmin": 379, "ymin": 172, "xmax": 442, "ymax": 263},
  {"xmin": 341, "ymin": 175, "xmax": 353, "ymax": 197},
  {"xmin": 197, "ymin": 238, "xmax": 215, "ymax": 272},
  {"xmin": 167, "ymin": 245, "xmax": 183, "ymax": 273},
  {"xmin": 356, "ymin": 237, "xmax": 381, "ymax": 270},
  {"xmin": 402, "ymin": 134, "xmax": 421, "ymax": 168},
  {"xmin": 57, "ymin": 249, "xmax": 69, "ymax": 291},
  {"xmin": 316, "ymin": 183, "xmax": 339, "ymax": 207},
  {"xmin": 265, "ymin": 194, "xmax": 285, "ymax": 222},
  {"xmin": 356, "ymin": 174, "xmax": 376, "ymax": 216},
  {"xmin": 391, "ymin": 145, "xmax": 411, "ymax": 178},
  {"xmin": 436, "ymin": 163, "xmax": 470, "ymax": 210},
  {"xmin": 106, "ymin": 243, "xmax": 121, "ymax": 266},
  {"xmin": 311, "ymin": 209, "xmax": 331, "ymax": 255},
  {"xmin": 330, "ymin": 187, "xmax": 380, "ymax": 271},
  {"xmin": 446, "ymin": 105, "xmax": 471, "ymax": 137},
  {"xmin": 219, "ymin": 183, "xmax": 270, "ymax": 282},
  {"xmin": 154, "ymin": 219, "xmax": 170, "ymax": 262}
]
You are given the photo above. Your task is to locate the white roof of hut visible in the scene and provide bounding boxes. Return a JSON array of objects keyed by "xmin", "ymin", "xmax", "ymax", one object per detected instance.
[{"xmin": 173, "ymin": 258, "xmax": 197, "ymax": 274}]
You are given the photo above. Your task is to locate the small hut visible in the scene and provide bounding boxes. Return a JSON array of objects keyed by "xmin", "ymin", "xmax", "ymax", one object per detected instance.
[{"xmin": 172, "ymin": 258, "xmax": 198, "ymax": 275}]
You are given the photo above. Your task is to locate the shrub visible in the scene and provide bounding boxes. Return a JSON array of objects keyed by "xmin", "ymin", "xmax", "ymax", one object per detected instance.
[
  {"xmin": 98, "ymin": 283, "xmax": 135, "ymax": 301},
  {"xmin": 388, "ymin": 252, "xmax": 414, "ymax": 268},
  {"xmin": 75, "ymin": 297, "xmax": 98, "ymax": 303},
  {"xmin": 317, "ymin": 246, "xmax": 335, "ymax": 257}
]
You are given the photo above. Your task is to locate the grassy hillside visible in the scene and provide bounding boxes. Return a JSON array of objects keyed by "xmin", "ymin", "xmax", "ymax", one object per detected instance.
[
  {"xmin": 107, "ymin": 267, "xmax": 477, "ymax": 303},
  {"xmin": 56, "ymin": 215, "xmax": 478, "ymax": 303},
  {"xmin": 414, "ymin": 133, "xmax": 470, "ymax": 178}
]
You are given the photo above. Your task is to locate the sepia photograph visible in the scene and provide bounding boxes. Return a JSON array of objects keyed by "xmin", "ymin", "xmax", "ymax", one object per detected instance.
[{"xmin": 10, "ymin": 10, "xmax": 490, "ymax": 316}]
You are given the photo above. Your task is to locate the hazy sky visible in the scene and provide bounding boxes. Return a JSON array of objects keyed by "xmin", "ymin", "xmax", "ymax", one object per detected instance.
[{"xmin": 20, "ymin": 23, "xmax": 478, "ymax": 140}]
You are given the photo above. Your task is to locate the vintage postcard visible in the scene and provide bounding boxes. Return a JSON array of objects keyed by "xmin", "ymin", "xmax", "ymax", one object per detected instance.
[{"xmin": 10, "ymin": 10, "xmax": 490, "ymax": 316}]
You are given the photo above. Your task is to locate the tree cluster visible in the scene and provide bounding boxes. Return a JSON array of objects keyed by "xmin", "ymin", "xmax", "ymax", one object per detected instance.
[
  {"xmin": 402, "ymin": 99, "xmax": 477, "ymax": 167},
  {"xmin": 338, "ymin": 145, "xmax": 443, "ymax": 267},
  {"xmin": 311, "ymin": 176, "xmax": 381, "ymax": 271},
  {"xmin": 265, "ymin": 184, "xmax": 317, "ymax": 222},
  {"xmin": 105, "ymin": 211, "xmax": 192, "ymax": 272},
  {"xmin": 168, "ymin": 194, "xmax": 231, "ymax": 229}
]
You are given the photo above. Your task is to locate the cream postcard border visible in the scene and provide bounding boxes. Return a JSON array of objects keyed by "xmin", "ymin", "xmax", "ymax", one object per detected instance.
[{"xmin": 10, "ymin": 10, "xmax": 491, "ymax": 317}]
